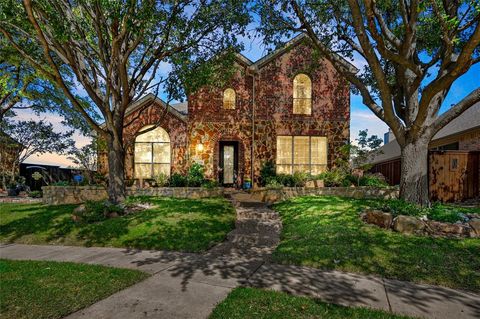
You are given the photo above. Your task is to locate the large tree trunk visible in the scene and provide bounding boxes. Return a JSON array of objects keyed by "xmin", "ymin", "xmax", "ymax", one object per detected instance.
[
  {"xmin": 399, "ymin": 139, "xmax": 430, "ymax": 206},
  {"xmin": 106, "ymin": 135, "xmax": 126, "ymax": 204}
]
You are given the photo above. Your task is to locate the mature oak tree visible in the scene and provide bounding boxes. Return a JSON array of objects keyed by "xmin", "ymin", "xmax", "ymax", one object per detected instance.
[
  {"xmin": 1, "ymin": 0, "xmax": 250, "ymax": 203},
  {"xmin": 257, "ymin": 0, "xmax": 480, "ymax": 205}
]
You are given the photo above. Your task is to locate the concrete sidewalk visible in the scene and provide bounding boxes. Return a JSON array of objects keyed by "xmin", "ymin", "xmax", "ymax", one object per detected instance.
[
  {"xmin": 1, "ymin": 243, "xmax": 480, "ymax": 319},
  {"xmin": 1, "ymin": 192, "xmax": 479, "ymax": 319}
]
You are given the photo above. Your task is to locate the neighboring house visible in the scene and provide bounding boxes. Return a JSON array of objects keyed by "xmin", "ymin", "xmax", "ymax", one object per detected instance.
[
  {"xmin": 370, "ymin": 102, "xmax": 480, "ymax": 202},
  {"xmin": 98, "ymin": 35, "xmax": 351, "ymax": 186}
]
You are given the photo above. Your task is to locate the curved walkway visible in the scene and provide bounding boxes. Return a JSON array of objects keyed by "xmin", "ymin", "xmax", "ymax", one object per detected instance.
[{"xmin": 1, "ymin": 192, "xmax": 479, "ymax": 319}]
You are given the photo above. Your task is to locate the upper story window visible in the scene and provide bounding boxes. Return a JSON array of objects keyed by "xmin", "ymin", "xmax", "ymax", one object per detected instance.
[
  {"xmin": 293, "ymin": 74, "xmax": 312, "ymax": 115},
  {"xmin": 223, "ymin": 88, "xmax": 236, "ymax": 109},
  {"xmin": 134, "ymin": 126, "xmax": 171, "ymax": 179}
]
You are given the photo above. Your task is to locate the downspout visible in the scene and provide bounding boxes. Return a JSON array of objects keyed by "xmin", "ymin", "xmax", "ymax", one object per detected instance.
[{"xmin": 251, "ymin": 69, "xmax": 256, "ymax": 189}]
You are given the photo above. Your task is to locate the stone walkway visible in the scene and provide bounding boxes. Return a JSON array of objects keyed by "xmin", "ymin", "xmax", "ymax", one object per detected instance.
[{"xmin": 1, "ymin": 191, "xmax": 479, "ymax": 319}]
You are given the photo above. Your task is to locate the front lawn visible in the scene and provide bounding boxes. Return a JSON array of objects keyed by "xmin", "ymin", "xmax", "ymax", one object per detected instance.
[
  {"xmin": 0, "ymin": 259, "xmax": 148, "ymax": 319},
  {"xmin": 0, "ymin": 197, "xmax": 235, "ymax": 252},
  {"xmin": 209, "ymin": 287, "xmax": 413, "ymax": 319},
  {"xmin": 272, "ymin": 196, "xmax": 480, "ymax": 292}
]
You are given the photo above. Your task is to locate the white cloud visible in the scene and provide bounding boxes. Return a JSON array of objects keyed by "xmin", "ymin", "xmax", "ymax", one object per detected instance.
[{"xmin": 350, "ymin": 110, "xmax": 389, "ymax": 143}]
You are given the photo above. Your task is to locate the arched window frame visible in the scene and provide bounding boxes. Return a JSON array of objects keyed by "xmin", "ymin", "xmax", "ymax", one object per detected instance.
[
  {"xmin": 223, "ymin": 88, "xmax": 236, "ymax": 109},
  {"xmin": 293, "ymin": 73, "xmax": 312, "ymax": 115},
  {"xmin": 134, "ymin": 126, "xmax": 171, "ymax": 179}
]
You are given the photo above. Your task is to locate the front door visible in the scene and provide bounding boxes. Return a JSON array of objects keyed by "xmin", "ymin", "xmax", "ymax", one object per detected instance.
[{"xmin": 219, "ymin": 141, "xmax": 238, "ymax": 187}]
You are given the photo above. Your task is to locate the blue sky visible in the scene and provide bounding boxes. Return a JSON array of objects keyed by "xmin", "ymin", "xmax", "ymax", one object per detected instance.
[{"xmin": 17, "ymin": 33, "xmax": 480, "ymax": 167}]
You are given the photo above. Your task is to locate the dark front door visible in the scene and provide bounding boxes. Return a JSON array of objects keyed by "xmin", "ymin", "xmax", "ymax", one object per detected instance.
[{"xmin": 219, "ymin": 141, "xmax": 239, "ymax": 187}]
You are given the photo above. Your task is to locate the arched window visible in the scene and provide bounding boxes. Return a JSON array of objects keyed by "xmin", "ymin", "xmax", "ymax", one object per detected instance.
[
  {"xmin": 293, "ymin": 74, "xmax": 312, "ymax": 115},
  {"xmin": 134, "ymin": 126, "xmax": 171, "ymax": 179},
  {"xmin": 223, "ymin": 88, "xmax": 236, "ymax": 109}
]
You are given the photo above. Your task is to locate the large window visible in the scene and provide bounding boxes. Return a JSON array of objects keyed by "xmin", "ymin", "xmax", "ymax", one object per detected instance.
[
  {"xmin": 276, "ymin": 136, "xmax": 327, "ymax": 175},
  {"xmin": 134, "ymin": 126, "xmax": 171, "ymax": 178},
  {"xmin": 293, "ymin": 74, "xmax": 312, "ymax": 115},
  {"xmin": 223, "ymin": 88, "xmax": 236, "ymax": 109}
]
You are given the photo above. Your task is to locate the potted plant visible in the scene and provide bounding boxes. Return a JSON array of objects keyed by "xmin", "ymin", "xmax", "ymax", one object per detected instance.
[{"xmin": 243, "ymin": 178, "xmax": 252, "ymax": 190}]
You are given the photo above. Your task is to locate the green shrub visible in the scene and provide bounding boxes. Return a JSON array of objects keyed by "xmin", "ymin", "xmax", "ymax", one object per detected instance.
[
  {"xmin": 372, "ymin": 199, "xmax": 428, "ymax": 218},
  {"xmin": 260, "ymin": 161, "xmax": 276, "ymax": 186},
  {"xmin": 276, "ymin": 174, "xmax": 296, "ymax": 187},
  {"xmin": 358, "ymin": 174, "xmax": 388, "ymax": 187},
  {"xmin": 202, "ymin": 179, "xmax": 220, "ymax": 189},
  {"xmin": 169, "ymin": 173, "xmax": 187, "ymax": 187},
  {"xmin": 319, "ymin": 169, "xmax": 348, "ymax": 187},
  {"xmin": 28, "ymin": 190, "xmax": 42, "ymax": 198},
  {"xmin": 73, "ymin": 200, "xmax": 125, "ymax": 223},
  {"xmin": 371, "ymin": 199, "xmax": 477, "ymax": 223},
  {"xmin": 265, "ymin": 178, "xmax": 283, "ymax": 189},
  {"xmin": 153, "ymin": 173, "xmax": 169, "ymax": 187},
  {"xmin": 187, "ymin": 163, "xmax": 205, "ymax": 187},
  {"xmin": 292, "ymin": 171, "xmax": 309, "ymax": 187},
  {"xmin": 427, "ymin": 203, "xmax": 470, "ymax": 223}
]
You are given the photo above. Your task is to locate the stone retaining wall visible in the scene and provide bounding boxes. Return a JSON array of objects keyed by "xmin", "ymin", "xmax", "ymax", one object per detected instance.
[
  {"xmin": 250, "ymin": 186, "xmax": 399, "ymax": 203},
  {"xmin": 42, "ymin": 186, "xmax": 224, "ymax": 205}
]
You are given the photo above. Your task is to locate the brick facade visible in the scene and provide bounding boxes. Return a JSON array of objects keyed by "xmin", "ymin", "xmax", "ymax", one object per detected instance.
[{"xmin": 99, "ymin": 37, "xmax": 351, "ymax": 186}]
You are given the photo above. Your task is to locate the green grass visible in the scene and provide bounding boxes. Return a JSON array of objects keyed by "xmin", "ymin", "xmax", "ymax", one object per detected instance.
[
  {"xmin": 272, "ymin": 196, "xmax": 480, "ymax": 292},
  {"xmin": 0, "ymin": 197, "xmax": 235, "ymax": 252},
  {"xmin": 0, "ymin": 259, "xmax": 148, "ymax": 319},
  {"xmin": 209, "ymin": 287, "xmax": 413, "ymax": 319}
]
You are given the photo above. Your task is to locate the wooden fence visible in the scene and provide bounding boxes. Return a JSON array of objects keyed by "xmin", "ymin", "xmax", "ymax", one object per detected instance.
[
  {"xmin": 370, "ymin": 150, "xmax": 480, "ymax": 202},
  {"xmin": 429, "ymin": 151, "xmax": 479, "ymax": 202}
]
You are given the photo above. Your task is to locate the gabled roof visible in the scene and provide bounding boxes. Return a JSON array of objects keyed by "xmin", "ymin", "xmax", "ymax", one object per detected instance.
[
  {"xmin": 235, "ymin": 33, "xmax": 358, "ymax": 71},
  {"xmin": 124, "ymin": 94, "xmax": 187, "ymax": 122},
  {"xmin": 369, "ymin": 101, "xmax": 480, "ymax": 164}
]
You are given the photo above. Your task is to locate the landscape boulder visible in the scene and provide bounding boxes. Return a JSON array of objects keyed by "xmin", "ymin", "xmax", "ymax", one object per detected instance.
[
  {"xmin": 393, "ymin": 215, "xmax": 425, "ymax": 235},
  {"xmin": 363, "ymin": 210, "xmax": 393, "ymax": 229},
  {"xmin": 425, "ymin": 220, "xmax": 468, "ymax": 237},
  {"xmin": 469, "ymin": 219, "xmax": 480, "ymax": 237}
]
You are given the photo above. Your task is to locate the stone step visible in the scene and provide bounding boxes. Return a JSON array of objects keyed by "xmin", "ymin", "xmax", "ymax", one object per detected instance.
[
  {"xmin": 226, "ymin": 231, "xmax": 280, "ymax": 247},
  {"xmin": 236, "ymin": 209, "xmax": 280, "ymax": 221},
  {"xmin": 234, "ymin": 219, "xmax": 282, "ymax": 235}
]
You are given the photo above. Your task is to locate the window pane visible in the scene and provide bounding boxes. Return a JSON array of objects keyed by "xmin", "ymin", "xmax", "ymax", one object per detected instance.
[
  {"xmin": 153, "ymin": 143, "xmax": 170, "ymax": 163},
  {"xmin": 153, "ymin": 164, "xmax": 170, "ymax": 176},
  {"xmin": 276, "ymin": 165, "xmax": 292, "ymax": 174},
  {"xmin": 294, "ymin": 136, "xmax": 309, "ymax": 164},
  {"xmin": 276, "ymin": 136, "xmax": 292, "ymax": 165},
  {"xmin": 311, "ymin": 165, "xmax": 327, "ymax": 175},
  {"xmin": 134, "ymin": 143, "xmax": 152, "ymax": 163},
  {"xmin": 136, "ymin": 126, "xmax": 170, "ymax": 142},
  {"xmin": 293, "ymin": 74, "xmax": 312, "ymax": 115},
  {"xmin": 135, "ymin": 164, "xmax": 151, "ymax": 179},
  {"xmin": 311, "ymin": 137, "xmax": 327, "ymax": 164},
  {"xmin": 223, "ymin": 88, "xmax": 236, "ymax": 109}
]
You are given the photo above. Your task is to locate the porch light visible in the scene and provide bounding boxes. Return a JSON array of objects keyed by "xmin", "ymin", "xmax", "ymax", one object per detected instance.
[{"xmin": 196, "ymin": 143, "xmax": 204, "ymax": 152}]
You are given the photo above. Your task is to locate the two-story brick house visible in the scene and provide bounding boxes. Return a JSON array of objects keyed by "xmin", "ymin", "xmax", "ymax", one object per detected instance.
[{"xmin": 98, "ymin": 35, "xmax": 351, "ymax": 187}]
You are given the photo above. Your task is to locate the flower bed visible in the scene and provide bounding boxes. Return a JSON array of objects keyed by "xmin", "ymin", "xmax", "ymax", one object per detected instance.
[
  {"xmin": 42, "ymin": 186, "xmax": 224, "ymax": 205},
  {"xmin": 250, "ymin": 186, "xmax": 399, "ymax": 203},
  {"xmin": 361, "ymin": 209, "xmax": 480, "ymax": 238}
]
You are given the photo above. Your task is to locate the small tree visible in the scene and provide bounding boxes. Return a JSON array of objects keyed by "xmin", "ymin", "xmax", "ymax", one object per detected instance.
[
  {"xmin": 1, "ymin": 0, "xmax": 250, "ymax": 203},
  {"xmin": 0, "ymin": 119, "xmax": 75, "ymax": 189},
  {"xmin": 256, "ymin": 0, "xmax": 480, "ymax": 205},
  {"xmin": 351, "ymin": 129, "xmax": 383, "ymax": 170},
  {"xmin": 67, "ymin": 138, "xmax": 98, "ymax": 184}
]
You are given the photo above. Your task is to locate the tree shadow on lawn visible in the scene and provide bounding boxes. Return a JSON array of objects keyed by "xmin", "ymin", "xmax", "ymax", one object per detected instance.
[
  {"xmin": 0, "ymin": 204, "xmax": 76, "ymax": 242},
  {"xmin": 0, "ymin": 198, "xmax": 235, "ymax": 252},
  {"xmin": 272, "ymin": 196, "xmax": 480, "ymax": 293}
]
